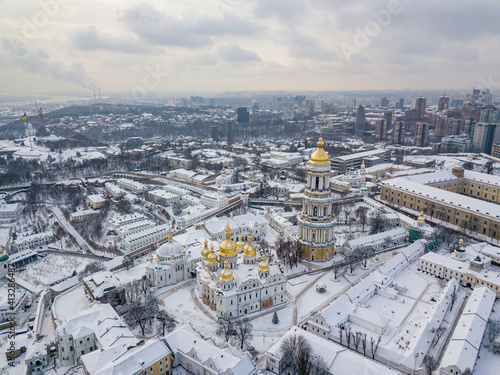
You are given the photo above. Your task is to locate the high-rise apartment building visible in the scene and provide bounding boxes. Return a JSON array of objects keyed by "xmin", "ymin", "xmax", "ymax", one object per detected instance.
[
  {"xmin": 472, "ymin": 123, "xmax": 496, "ymax": 154},
  {"xmin": 438, "ymin": 96, "xmax": 450, "ymax": 112},
  {"xmin": 355, "ymin": 105, "xmax": 366, "ymax": 136},
  {"xmin": 392, "ymin": 121, "xmax": 406, "ymax": 145},
  {"xmin": 415, "ymin": 97, "xmax": 427, "ymax": 119},
  {"xmin": 414, "ymin": 122, "xmax": 429, "ymax": 147}
]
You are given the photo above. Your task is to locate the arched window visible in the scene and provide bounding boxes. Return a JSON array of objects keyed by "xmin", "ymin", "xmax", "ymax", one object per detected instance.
[
  {"xmin": 323, "ymin": 206, "xmax": 327, "ymax": 216},
  {"xmin": 313, "ymin": 206, "xmax": 318, "ymax": 216},
  {"xmin": 315, "ymin": 177, "xmax": 319, "ymax": 190}
]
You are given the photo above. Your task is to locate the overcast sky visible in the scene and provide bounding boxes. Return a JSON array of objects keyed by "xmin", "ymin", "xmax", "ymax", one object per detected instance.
[{"xmin": 1, "ymin": 0, "xmax": 500, "ymax": 96}]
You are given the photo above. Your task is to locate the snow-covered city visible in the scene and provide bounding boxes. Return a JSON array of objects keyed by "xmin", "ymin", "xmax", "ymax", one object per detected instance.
[{"xmin": 2, "ymin": 1, "xmax": 500, "ymax": 374}]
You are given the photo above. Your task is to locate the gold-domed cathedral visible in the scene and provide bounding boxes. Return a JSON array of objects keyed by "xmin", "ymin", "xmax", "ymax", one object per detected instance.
[{"xmin": 297, "ymin": 133, "xmax": 336, "ymax": 261}]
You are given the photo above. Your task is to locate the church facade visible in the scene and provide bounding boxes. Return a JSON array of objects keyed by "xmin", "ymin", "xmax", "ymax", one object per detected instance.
[
  {"xmin": 297, "ymin": 134, "xmax": 336, "ymax": 261},
  {"xmin": 196, "ymin": 226, "xmax": 287, "ymax": 318}
]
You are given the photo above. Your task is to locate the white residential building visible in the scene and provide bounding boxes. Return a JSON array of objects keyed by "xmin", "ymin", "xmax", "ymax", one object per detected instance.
[
  {"xmin": 147, "ymin": 189, "xmax": 181, "ymax": 206},
  {"xmin": 342, "ymin": 227, "xmax": 407, "ymax": 255},
  {"xmin": 418, "ymin": 242, "xmax": 500, "ymax": 297},
  {"xmin": 56, "ymin": 302, "xmax": 138, "ymax": 366},
  {"xmin": 104, "ymin": 183, "xmax": 126, "ymax": 199},
  {"xmin": 200, "ymin": 192, "xmax": 229, "ymax": 208},
  {"xmin": 117, "ymin": 178, "xmax": 147, "ymax": 194},
  {"xmin": 0, "ymin": 202, "xmax": 23, "ymax": 222},
  {"xmin": 11, "ymin": 231, "xmax": 54, "ymax": 252},
  {"xmin": 122, "ymin": 224, "xmax": 170, "ymax": 253},
  {"xmin": 165, "ymin": 324, "xmax": 256, "ymax": 375},
  {"xmin": 440, "ymin": 286, "xmax": 496, "ymax": 375}
]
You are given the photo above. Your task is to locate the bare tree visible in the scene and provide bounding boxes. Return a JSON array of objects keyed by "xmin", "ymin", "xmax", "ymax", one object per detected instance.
[
  {"xmin": 431, "ymin": 326, "xmax": 447, "ymax": 348},
  {"xmin": 347, "ymin": 255, "xmax": 358, "ymax": 274},
  {"xmin": 450, "ymin": 285, "xmax": 458, "ymax": 311},
  {"xmin": 355, "ymin": 206, "xmax": 369, "ymax": 232},
  {"xmin": 370, "ymin": 336, "xmax": 381, "ymax": 360},
  {"xmin": 332, "ymin": 261, "xmax": 345, "ymax": 280},
  {"xmin": 342, "ymin": 204, "xmax": 354, "ymax": 226},
  {"xmin": 488, "ymin": 319, "xmax": 500, "ymax": 343},
  {"xmin": 78, "ymin": 262, "xmax": 106, "ymax": 280},
  {"xmin": 422, "ymin": 354, "xmax": 438, "ymax": 375},
  {"xmin": 157, "ymin": 310, "xmax": 177, "ymax": 336},
  {"xmin": 346, "ymin": 328, "xmax": 352, "ymax": 348},
  {"xmin": 138, "ymin": 275, "xmax": 151, "ymax": 297},
  {"xmin": 280, "ymin": 333, "xmax": 311, "ymax": 374},
  {"xmin": 462, "ymin": 368, "xmax": 473, "ymax": 375},
  {"xmin": 122, "ymin": 256, "xmax": 134, "ymax": 271},
  {"xmin": 369, "ymin": 213, "xmax": 385, "ymax": 234},
  {"xmin": 361, "ymin": 333, "xmax": 367, "ymax": 357},
  {"xmin": 125, "ymin": 302, "xmax": 150, "ymax": 336},
  {"xmin": 281, "ymin": 334, "xmax": 327, "ymax": 375},
  {"xmin": 352, "ymin": 331, "xmax": 361, "ymax": 352},
  {"xmin": 233, "ymin": 320, "xmax": 254, "ymax": 350},
  {"xmin": 216, "ymin": 313, "xmax": 235, "ymax": 342},
  {"xmin": 359, "ymin": 248, "xmax": 370, "ymax": 268}
]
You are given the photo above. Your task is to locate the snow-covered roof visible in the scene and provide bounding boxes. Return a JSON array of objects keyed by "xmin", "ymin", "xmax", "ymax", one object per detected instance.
[
  {"xmin": 266, "ymin": 327, "xmax": 399, "ymax": 375},
  {"xmin": 81, "ymin": 339, "xmax": 171, "ymax": 375},
  {"xmin": 57, "ymin": 302, "xmax": 138, "ymax": 349},
  {"xmin": 347, "ymin": 227, "xmax": 406, "ymax": 249},
  {"xmin": 440, "ymin": 286, "xmax": 495, "ymax": 372},
  {"xmin": 165, "ymin": 324, "xmax": 256, "ymax": 374},
  {"xmin": 383, "ymin": 177, "xmax": 500, "ymax": 219}
]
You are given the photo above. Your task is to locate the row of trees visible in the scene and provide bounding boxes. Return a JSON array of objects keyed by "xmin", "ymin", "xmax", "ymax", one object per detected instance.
[
  {"xmin": 280, "ymin": 334, "xmax": 328, "ymax": 375},
  {"xmin": 123, "ymin": 276, "xmax": 177, "ymax": 337},
  {"xmin": 216, "ymin": 313, "xmax": 254, "ymax": 350}
]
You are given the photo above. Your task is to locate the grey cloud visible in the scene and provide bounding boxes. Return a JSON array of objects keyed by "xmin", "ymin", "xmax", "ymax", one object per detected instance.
[
  {"xmin": 216, "ymin": 44, "xmax": 262, "ymax": 64},
  {"xmin": 120, "ymin": 3, "xmax": 262, "ymax": 48},
  {"xmin": 72, "ymin": 26, "xmax": 150, "ymax": 54},
  {"xmin": 287, "ymin": 32, "xmax": 336, "ymax": 61},
  {"xmin": 2, "ymin": 38, "xmax": 98, "ymax": 89},
  {"xmin": 253, "ymin": 0, "xmax": 306, "ymax": 22}
]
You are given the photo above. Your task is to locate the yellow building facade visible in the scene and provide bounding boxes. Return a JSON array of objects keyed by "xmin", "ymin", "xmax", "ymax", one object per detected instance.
[{"xmin": 297, "ymin": 134, "xmax": 336, "ymax": 261}]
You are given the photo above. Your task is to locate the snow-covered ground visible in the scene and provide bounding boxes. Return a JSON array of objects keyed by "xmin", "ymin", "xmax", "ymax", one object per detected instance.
[
  {"xmin": 18, "ymin": 254, "xmax": 94, "ymax": 287},
  {"xmin": 113, "ymin": 259, "xmax": 147, "ymax": 284},
  {"xmin": 52, "ymin": 284, "xmax": 89, "ymax": 323}
]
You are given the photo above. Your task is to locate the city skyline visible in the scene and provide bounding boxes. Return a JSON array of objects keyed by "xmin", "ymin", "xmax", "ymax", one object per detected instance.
[{"xmin": 1, "ymin": 0, "xmax": 500, "ymax": 96}]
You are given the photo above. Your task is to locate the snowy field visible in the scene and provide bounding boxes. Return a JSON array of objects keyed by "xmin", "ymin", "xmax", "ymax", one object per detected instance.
[
  {"xmin": 161, "ymin": 286, "xmax": 218, "ymax": 338},
  {"xmin": 52, "ymin": 284, "xmax": 90, "ymax": 323},
  {"xmin": 114, "ymin": 259, "xmax": 147, "ymax": 284},
  {"xmin": 18, "ymin": 254, "xmax": 94, "ymax": 286}
]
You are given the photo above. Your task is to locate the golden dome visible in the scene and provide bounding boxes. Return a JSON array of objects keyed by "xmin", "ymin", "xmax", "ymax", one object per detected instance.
[
  {"xmin": 459, "ymin": 238, "xmax": 464, "ymax": 247},
  {"xmin": 207, "ymin": 244, "xmax": 218, "ymax": 264},
  {"xmin": 219, "ymin": 225, "xmax": 237, "ymax": 257},
  {"xmin": 361, "ymin": 157, "xmax": 365, "ymax": 167},
  {"xmin": 237, "ymin": 236, "xmax": 245, "ymax": 252},
  {"xmin": 258, "ymin": 255, "xmax": 270, "ymax": 271},
  {"xmin": 201, "ymin": 239, "xmax": 210, "ymax": 258},
  {"xmin": 168, "ymin": 232, "xmax": 173, "ymax": 241},
  {"xmin": 309, "ymin": 134, "xmax": 330, "ymax": 164},
  {"xmin": 220, "ymin": 261, "xmax": 234, "ymax": 281},
  {"xmin": 243, "ymin": 236, "xmax": 256, "ymax": 257},
  {"xmin": 417, "ymin": 211, "xmax": 425, "ymax": 223}
]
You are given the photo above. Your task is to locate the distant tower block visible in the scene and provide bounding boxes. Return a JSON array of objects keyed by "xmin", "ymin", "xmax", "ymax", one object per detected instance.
[{"xmin": 297, "ymin": 133, "xmax": 336, "ymax": 261}]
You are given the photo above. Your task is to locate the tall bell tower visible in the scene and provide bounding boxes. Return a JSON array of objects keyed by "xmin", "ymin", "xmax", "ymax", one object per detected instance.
[{"xmin": 297, "ymin": 133, "xmax": 336, "ymax": 261}]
